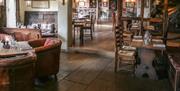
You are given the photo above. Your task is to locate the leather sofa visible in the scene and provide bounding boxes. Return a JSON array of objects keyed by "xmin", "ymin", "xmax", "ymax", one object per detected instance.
[
  {"xmin": 0, "ymin": 34, "xmax": 13, "ymax": 41},
  {"xmin": 28, "ymin": 38, "xmax": 61, "ymax": 78},
  {"xmin": 0, "ymin": 52, "xmax": 36, "ymax": 91},
  {"xmin": 0, "ymin": 28, "xmax": 41, "ymax": 41}
]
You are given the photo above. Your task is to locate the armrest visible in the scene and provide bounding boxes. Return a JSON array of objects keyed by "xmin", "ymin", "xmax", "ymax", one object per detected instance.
[
  {"xmin": 28, "ymin": 38, "xmax": 46, "ymax": 48},
  {"xmin": 34, "ymin": 42, "xmax": 61, "ymax": 53}
]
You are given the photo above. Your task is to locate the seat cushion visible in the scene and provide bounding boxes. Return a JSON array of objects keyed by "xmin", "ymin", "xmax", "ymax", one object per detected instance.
[
  {"xmin": 118, "ymin": 50, "xmax": 135, "ymax": 61},
  {"xmin": 122, "ymin": 45, "xmax": 136, "ymax": 51}
]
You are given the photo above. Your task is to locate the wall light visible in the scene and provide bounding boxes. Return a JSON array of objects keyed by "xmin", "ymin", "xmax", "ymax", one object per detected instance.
[
  {"xmin": 103, "ymin": 0, "xmax": 108, "ymax": 3},
  {"xmin": 25, "ymin": 0, "xmax": 31, "ymax": 7},
  {"xmin": 61, "ymin": 0, "xmax": 65, "ymax": 5},
  {"xmin": 126, "ymin": 0, "xmax": 136, "ymax": 3},
  {"xmin": 0, "ymin": 0, "xmax": 4, "ymax": 6}
]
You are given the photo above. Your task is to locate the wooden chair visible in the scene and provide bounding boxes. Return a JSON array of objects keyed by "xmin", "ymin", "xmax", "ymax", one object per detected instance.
[
  {"xmin": 81, "ymin": 16, "xmax": 93, "ymax": 40},
  {"xmin": 123, "ymin": 31, "xmax": 133, "ymax": 46},
  {"xmin": 114, "ymin": 26, "xmax": 136, "ymax": 74},
  {"xmin": 72, "ymin": 19, "xmax": 85, "ymax": 45}
]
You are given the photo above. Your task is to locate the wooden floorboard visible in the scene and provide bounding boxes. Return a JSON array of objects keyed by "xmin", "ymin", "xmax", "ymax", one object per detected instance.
[
  {"xmin": 59, "ymin": 80, "xmax": 87, "ymax": 91},
  {"xmin": 65, "ymin": 56, "xmax": 112, "ymax": 85}
]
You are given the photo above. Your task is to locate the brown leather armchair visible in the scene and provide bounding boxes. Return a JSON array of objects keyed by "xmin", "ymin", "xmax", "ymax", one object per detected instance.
[
  {"xmin": 28, "ymin": 38, "xmax": 61, "ymax": 78},
  {"xmin": 0, "ymin": 52, "xmax": 36, "ymax": 91}
]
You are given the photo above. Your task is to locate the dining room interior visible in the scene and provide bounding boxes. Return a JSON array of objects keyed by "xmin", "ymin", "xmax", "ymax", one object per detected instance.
[{"xmin": 0, "ymin": 0, "xmax": 180, "ymax": 91}]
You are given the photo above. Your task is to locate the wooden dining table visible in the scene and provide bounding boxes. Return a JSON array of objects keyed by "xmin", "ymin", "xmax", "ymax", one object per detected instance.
[
  {"xmin": 73, "ymin": 18, "xmax": 91, "ymax": 46},
  {"xmin": 131, "ymin": 37, "xmax": 166, "ymax": 80}
]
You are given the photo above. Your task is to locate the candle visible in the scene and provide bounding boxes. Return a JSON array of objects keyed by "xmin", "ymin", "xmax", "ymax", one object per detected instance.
[{"xmin": 5, "ymin": 36, "xmax": 10, "ymax": 42}]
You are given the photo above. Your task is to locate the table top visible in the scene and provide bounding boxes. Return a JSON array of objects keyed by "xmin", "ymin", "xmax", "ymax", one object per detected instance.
[
  {"xmin": 0, "ymin": 41, "xmax": 33, "ymax": 58},
  {"xmin": 131, "ymin": 38, "xmax": 166, "ymax": 50}
]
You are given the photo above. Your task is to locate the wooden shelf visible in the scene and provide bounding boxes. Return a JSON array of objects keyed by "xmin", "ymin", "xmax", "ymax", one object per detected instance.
[
  {"xmin": 121, "ymin": 17, "xmax": 162, "ymax": 23},
  {"xmin": 144, "ymin": 18, "xmax": 163, "ymax": 23}
]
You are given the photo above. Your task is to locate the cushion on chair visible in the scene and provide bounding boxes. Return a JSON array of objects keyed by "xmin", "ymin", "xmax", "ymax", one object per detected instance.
[
  {"xmin": 44, "ymin": 38, "xmax": 55, "ymax": 46},
  {"xmin": 122, "ymin": 45, "xmax": 136, "ymax": 51},
  {"xmin": 118, "ymin": 50, "xmax": 135, "ymax": 61}
]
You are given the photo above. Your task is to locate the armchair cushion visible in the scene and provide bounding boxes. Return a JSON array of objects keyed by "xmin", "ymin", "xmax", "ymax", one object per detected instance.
[{"xmin": 44, "ymin": 38, "xmax": 56, "ymax": 46}]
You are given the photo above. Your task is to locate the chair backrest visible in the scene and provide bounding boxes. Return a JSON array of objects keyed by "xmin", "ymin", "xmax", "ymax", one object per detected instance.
[{"xmin": 114, "ymin": 26, "xmax": 124, "ymax": 51}]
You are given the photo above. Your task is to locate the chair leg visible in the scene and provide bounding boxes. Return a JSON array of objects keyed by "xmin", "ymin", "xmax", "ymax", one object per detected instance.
[
  {"xmin": 54, "ymin": 74, "xmax": 58, "ymax": 80},
  {"xmin": 114, "ymin": 52, "xmax": 118, "ymax": 73},
  {"xmin": 73, "ymin": 27, "xmax": 76, "ymax": 45},
  {"xmin": 90, "ymin": 29, "xmax": 93, "ymax": 40}
]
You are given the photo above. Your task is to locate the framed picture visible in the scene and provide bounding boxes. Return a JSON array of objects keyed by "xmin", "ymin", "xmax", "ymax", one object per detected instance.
[
  {"xmin": 103, "ymin": 2, "xmax": 108, "ymax": 7},
  {"xmin": 145, "ymin": 0, "xmax": 150, "ymax": 8},
  {"xmin": 32, "ymin": 0, "xmax": 50, "ymax": 9},
  {"xmin": 79, "ymin": 1, "xmax": 85, "ymax": 7}
]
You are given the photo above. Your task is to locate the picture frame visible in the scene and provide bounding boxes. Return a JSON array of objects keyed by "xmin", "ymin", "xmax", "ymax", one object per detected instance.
[
  {"xmin": 32, "ymin": 0, "xmax": 50, "ymax": 9},
  {"xmin": 79, "ymin": 1, "xmax": 85, "ymax": 7},
  {"xmin": 145, "ymin": 0, "xmax": 149, "ymax": 8},
  {"xmin": 103, "ymin": 2, "xmax": 108, "ymax": 7}
]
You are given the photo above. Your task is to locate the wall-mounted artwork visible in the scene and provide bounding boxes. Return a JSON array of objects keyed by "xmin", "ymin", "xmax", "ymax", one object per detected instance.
[
  {"xmin": 145, "ymin": 0, "xmax": 150, "ymax": 8},
  {"xmin": 32, "ymin": 0, "xmax": 50, "ymax": 9},
  {"xmin": 79, "ymin": 1, "xmax": 85, "ymax": 7},
  {"xmin": 89, "ymin": 0, "xmax": 96, "ymax": 8},
  {"xmin": 103, "ymin": 2, "xmax": 108, "ymax": 7}
]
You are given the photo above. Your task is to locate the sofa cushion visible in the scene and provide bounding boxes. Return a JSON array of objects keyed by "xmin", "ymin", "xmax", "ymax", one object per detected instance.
[
  {"xmin": 14, "ymin": 32, "xmax": 31, "ymax": 41},
  {"xmin": 44, "ymin": 38, "xmax": 55, "ymax": 46},
  {"xmin": 0, "ymin": 34, "xmax": 13, "ymax": 41}
]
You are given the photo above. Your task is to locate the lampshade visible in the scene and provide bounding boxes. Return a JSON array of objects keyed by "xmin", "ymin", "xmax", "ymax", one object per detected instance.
[
  {"xmin": 26, "ymin": 0, "xmax": 31, "ymax": 7},
  {"xmin": 61, "ymin": 0, "xmax": 65, "ymax": 5},
  {"xmin": 0, "ymin": 0, "xmax": 4, "ymax": 6}
]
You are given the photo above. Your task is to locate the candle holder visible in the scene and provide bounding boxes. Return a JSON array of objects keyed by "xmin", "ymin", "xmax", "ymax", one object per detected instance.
[{"xmin": 1, "ymin": 40, "xmax": 10, "ymax": 49}]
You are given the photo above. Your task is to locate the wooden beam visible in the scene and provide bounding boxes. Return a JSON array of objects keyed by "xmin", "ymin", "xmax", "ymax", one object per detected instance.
[
  {"xmin": 140, "ymin": 0, "xmax": 144, "ymax": 35},
  {"xmin": 163, "ymin": 0, "xmax": 169, "ymax": 43},
  {"xmin": 117, "ymin": 0, "xmax": 123, "ymax": 48}
]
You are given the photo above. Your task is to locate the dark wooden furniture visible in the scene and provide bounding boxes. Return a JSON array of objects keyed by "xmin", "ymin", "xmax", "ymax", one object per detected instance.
[
  {"xmin": 0, "ymin": 52, "xmax": 36, "ymax": 91},
  {"xmin": 73, "ymin": 19, "xmax": 85, "ymax": 45},
  {"xmin": 167, "ymin": 47, "xmax": 180, "ymax": 91},
  {"xmin": 28, "ymin": 38, "xmax": 61, "ymax": 79},
  {"xmin": 73, "ymin": 17, "xmax": 94, "ymax": 46},
  {"xmin": 81, "ymin": 19, "xmax": 93, "ymax": 40}
]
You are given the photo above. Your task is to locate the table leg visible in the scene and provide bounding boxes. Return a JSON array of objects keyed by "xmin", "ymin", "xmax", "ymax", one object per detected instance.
[
  {"xmin": 73, "ymin": 26, "xmax": 76, "ymax": 45},
  {"xmin": 80, "ymin": 27, "xmax": 84, "ymax": 46}
]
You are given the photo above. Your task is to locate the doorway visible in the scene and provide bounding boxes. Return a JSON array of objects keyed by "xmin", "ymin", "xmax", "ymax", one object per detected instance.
[{"xmin": 71, "ymin": 0, "xmax": 116, "ymax": 53}]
